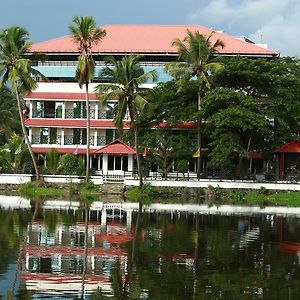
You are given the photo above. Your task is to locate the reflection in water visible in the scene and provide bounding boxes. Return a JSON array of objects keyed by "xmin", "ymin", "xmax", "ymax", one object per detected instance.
[{"xmin": 0, "ymin": 198, "xmax": 299, "ymax": 299}]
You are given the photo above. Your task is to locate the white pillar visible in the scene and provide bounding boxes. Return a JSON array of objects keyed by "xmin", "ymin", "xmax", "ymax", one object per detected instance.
[
  {"xmin": 126, "ymin": 210, "xmax": 132, "ymax": 232},
  {"xmin": 26, "ymin": 253, "xmax": 30, "ymax": 270},
  {"xmin": 101, "ymin": 209, "xmax": 107, "ymax": 231},
  {"xmin": 95, "ymin": 103, "xmax": 99, "ymax": 120},
  {"xmin": 103, "ymin": 154, "xmax": 108, "ymax": 173},
  {"xmin": 61, "ymin": 128, "xmax": 64, "ymax": 145},
  {"xmin": 28, "ymin": 128, "xmax": 32, "ymax": 143},
  {"xmin": 94, "ymin": 130, "xmax": 98, "ymax": 147},
  {"xmin": 128, "ymin": 154, "xmax": 133, "ymax": 172},
  {"xmin": 62, "ymin": 102, "xmax": 65, "ymax": 119},
  {"xmin": 29, "ymin": 101, "xmax": 33, "ymax": 118}
]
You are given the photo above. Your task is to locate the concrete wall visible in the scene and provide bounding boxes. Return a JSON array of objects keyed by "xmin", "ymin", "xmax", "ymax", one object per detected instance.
[
  {"xmin": 43, "ymin": 175, "xmax": 103, "ymax": 185},
  {"xmin": 124, "ymin": 178, "xmax": 300, "ymax": 191},
  {"xmin": 0, "ymin": 174, "xmax": 32, "ymax": 184}
]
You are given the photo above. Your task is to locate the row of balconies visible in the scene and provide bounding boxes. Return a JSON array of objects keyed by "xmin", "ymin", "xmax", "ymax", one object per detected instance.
[
  {"xmin": 32, "ymin": 108, "xmax": 119, "ymax": 120},
  {"xmin": 31, "ymin": 135, "xmax": 109, "ymax": 146}
]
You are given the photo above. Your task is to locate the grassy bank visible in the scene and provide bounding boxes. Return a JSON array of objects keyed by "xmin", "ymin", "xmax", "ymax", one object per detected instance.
[
  {"xmin": 18, "ymin": 181, "xmax": 101, "ymax": 200},
  {"xmin": 125, "ymin": 185, "xmax": 300, "ymax": 207}
]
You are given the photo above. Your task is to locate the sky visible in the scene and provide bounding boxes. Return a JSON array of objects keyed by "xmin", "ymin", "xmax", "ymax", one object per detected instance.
[{"xmin": 0, "ymin": 0, "xmax": 299, "ymax": 57}]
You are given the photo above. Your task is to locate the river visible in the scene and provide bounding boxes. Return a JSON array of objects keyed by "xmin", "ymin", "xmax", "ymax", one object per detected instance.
[{"xmin": 0, "ymin": 195, "xmax": 299, "ymax": 299}]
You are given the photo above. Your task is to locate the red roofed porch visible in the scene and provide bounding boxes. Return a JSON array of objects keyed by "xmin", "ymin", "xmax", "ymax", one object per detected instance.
[
  {"xmin": 276, "ymin": 141, "xmax": 300, "ymax": 180},
  {"xmin": 94, "ymin": 140, "xmax": 136, "ymax": 175}
]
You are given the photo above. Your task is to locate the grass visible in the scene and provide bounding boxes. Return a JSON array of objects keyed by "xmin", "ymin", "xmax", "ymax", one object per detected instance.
[
  {"xmin": 245, "ymin": 191, "xmax": 300, "ymax": 207},
  {"xmin": 18, "ymin": 182, "xmax": 64, "ymax": 198}
]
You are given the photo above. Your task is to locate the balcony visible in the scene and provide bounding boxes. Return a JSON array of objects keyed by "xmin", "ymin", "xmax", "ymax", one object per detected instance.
[
  {"xmin": 64, "ymin": 135, "xmax": 95, "ymax": 146},
  {"xmin": 32, "ymin": 135, "xmax": 62, "ymax": 145}
]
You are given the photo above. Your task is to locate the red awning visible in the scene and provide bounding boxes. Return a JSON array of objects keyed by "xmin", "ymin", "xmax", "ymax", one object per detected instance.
[{"xmin": 276, "ymin": 141, "xmax": 300, "ymax": 153}]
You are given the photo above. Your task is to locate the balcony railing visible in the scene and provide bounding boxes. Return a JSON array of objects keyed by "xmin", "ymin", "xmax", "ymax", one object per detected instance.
[
  {"xmin": 64, "ymin": 135, "xmax": 94, "ymax": 146},
  {"xmin": 32, "ymin": 108, "xmax": 130, "ymax": 120},
  {"xmin": 32, "ymin": 135, "xmax": 62, "ymax": 145},
  {"xmin": 97, "ymin": 136, "xmax": 106, "ymax": 146}
]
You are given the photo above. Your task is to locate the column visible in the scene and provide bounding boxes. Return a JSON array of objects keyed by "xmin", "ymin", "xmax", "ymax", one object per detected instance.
[
  {"xmin": 94, "ymin": 130, "xmax": 98, "ymax": 147},
  {"xmin": 128, "ymin": 154, "xmax": 133, "ymax": 172},
  {"xmin": 29, "ymin": 101, "xmax": 33, "ymax": 118},
  {"xmin": 62, "ymin": 102, "xmax": 65, "ymax": 119},
  {"xmin": 61, "ymin": 128, "xmax": 65, "ymax": 145},
  {"xmin": 28, "ymin": 128, "xmax": 32, "ymax": 143},
  {"xmin": 101, "ymin": 209, "xmax": 107, "ymax": 231},
  {"xmin": 103, "ymin": 153, "xmax": 108, "ymax": 174},
  {"xmin": 95, "ymin": 103, "xmax": 99, "ymax": 120},
  {"xmin": 126, "ymin": 210, "xmax": 132, "ymax": 232}
]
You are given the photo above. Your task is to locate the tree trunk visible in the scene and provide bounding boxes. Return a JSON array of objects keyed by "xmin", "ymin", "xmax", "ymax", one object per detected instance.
[
  {"xmin": 15, "ymin": 86, "xmax": 40, "ymax": 182},
  {"xmin": 129, "ymin": 102, "xmax": 143, "ymax": 187},
  {"xmin": 85, "ymin": 83, "xmax": 90, "ymax": 182},
  {"xmin": 197, "ymin": 87, "xmax": 202, "ymax": 180}
]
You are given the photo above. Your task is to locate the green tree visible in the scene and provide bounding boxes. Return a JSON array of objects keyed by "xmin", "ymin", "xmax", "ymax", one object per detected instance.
[
  {"xmin": 166, "ymin": 30, "xmax": 224, "ymax": 179},
  {"xmin": 69, "ymin": 16, "xmax": 106, "ymax": 182},
  {"xmin": 0, "ymin": 87, "xmax": 20, "ymax": 144},
  {"xmin": 0, "ymin": 133, "xmax": 31, "ymax": 174},
  {"xmin": 201, "ymin": 88, "xmax": 268, "ymax": 176},
  {"xmin": 96, "ymin": 55, "xmax": 157, "ymax": 187},
  {"xmin": 0, "ymin": 26, "xmax": 44, "ymax": 181},
  {"xmin": 213, "ymin": 57, "xmax": 300, "ymax": 150}
]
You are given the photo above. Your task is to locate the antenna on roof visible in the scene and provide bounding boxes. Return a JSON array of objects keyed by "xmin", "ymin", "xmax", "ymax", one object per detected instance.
[{"xmin": 260, "ymin": 31, "xmax": 263, "ymax": 44}]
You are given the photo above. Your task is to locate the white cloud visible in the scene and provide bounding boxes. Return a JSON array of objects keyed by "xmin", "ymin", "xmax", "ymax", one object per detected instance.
[{"xmin": 188, "ymin": 0, "xmax": 300, "ymax": 56}]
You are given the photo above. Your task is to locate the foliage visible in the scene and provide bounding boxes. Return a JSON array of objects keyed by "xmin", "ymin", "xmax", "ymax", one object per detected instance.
[
  {"xmin": 17, "ymin": 181, "xmax": 63, "ymax": 199},
  {"xmin": 0, "ymin": 26, "xmax": 45, "ymax": 181},
  {"xmin": 140, "ymin": 128, "xmax": 193, "ymax": 177},
  {"xmin": 201, "ymin": 87, "xmax": 268, "ymax": 176},
  {"xmin": 60, "ymin": 153, "xmax": 84, "ymax": 175},
  {"xmin": 0, "ymin": 133, "xmax": 31, "ymax": 173},
  {"xmin": 0, "ymin": 88, "xmax": 20, "ymax": 144},
  {"xmin": 43, "ymin": 149, "xmax": 61, "ymax": 175}
]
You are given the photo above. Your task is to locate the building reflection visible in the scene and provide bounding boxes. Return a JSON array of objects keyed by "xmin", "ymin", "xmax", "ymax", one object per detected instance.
[{"xmin": 21, "ymin": 204, "xmax": 134, "ymax": 297}]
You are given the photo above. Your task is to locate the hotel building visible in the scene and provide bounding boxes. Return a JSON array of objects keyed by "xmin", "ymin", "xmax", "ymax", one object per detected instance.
[{"xmin": 24, "ymin": 25, "xmax": 278, "ymax": 175}]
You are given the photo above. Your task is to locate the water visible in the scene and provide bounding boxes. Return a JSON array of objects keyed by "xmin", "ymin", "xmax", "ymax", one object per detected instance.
[{"xmin": 0, "ymin": 196, "xmax": 300, "ymax": 299}]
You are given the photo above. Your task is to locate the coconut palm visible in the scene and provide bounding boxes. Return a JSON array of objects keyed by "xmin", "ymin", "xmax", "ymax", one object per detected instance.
[
  {"xmin": 69, "ymin": 16, "xmax": 106, "ymax": 182},
  {"xmin": 165, "ymin": 30, "xmax": 225, "ymax": 179},
  {"xmin": 0, "ymin": 26, "xmax": 43, "ymax": 181},
  {"xmin": 96, "ymin": 55, "xmax": 157, "ymax": 187}
]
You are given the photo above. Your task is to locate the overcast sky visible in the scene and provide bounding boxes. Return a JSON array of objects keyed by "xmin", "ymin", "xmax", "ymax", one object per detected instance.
[{"xmin": 0, "ymin": 0, "xmax": 299, "ymax": 56}]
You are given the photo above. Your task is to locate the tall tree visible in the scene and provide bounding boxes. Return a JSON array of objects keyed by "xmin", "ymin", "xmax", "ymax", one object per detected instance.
[
  {"xmin": 96, "ymin": 55, "xmax": 157, "ymax": 187},
  {"xmin": 69, "ymin": 16, "xmax": 106, "ymax": 182},
  {"xmin": 165, "ymin": 30, "xmax": 224, "ymax": 179},
  {"xmin": 0, "ymin": 26, "xmax": 43, "ymax": 181}
]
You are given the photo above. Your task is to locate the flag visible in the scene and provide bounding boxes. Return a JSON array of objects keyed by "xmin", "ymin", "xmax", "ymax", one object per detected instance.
[{"xmin": 192, "ymin": 148, "xmax": 200, "ymax": 158}]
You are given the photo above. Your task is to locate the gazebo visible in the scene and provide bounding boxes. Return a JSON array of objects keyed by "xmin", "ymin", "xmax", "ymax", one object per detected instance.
[
  {"xmin": 276, "ymin": 141, "xmax": 300, "ymax": 180},
  {"xmin": 94, "ymin": 140, "xmax": 136, "ymax": 175}
]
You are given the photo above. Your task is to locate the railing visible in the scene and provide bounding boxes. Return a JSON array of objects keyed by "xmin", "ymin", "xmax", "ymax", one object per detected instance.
[
  {"xmin": 32, "ymin": 135, "xmax": 62, "ymax": 145},
  {"xmin": 65, "ymin": 109, "xmax": 95, "ymax": 119},
  {"xmin": 63, "ymin": 135, "xmax": 94, "ymax": 146},
  {"xmin": 97, "ymin": 136, "xmax": 106, "ymax": 146},
  {"xmin": 32, "ymin": 108, "xmax": 58, "ymax": 118}
]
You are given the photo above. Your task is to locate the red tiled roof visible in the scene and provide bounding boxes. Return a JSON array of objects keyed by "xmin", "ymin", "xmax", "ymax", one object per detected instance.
[
  {"xmin": 28, "ymin": 25, "xmax": 278, "ymax": 57},
  {"xmin": 24, "ymin": 118, "xmax": 130, "ymax": 128},
  {"xmin": 94, "ymin": 139, "xmax": 136, "ymax": 155},
  {"xmin": 25, "ymin": 92, "xmax": 99, "ymax": 101},
  {"xmin": 276, "ymin": 141, "xmax": 300, "ymax": 153},
  {"xmin": 158, "ymin": 121, "xmax": 197, "ymax": 129}
]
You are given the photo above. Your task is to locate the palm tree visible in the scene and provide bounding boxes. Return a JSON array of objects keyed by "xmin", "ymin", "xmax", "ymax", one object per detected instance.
[
  {"xmin": 96, "ymin": 55, "xmax": 157, "ymax": 187},
  {"xmin": 69, "ymin": 16, "xmax": 106, "ymax": 182},
  {"xmin": 165, "ymin": 30, "xmax": 225, "ymax": 179},
  {"xmin": 0, "ymin": 26, "xmax": 43, "ymax": 181}
]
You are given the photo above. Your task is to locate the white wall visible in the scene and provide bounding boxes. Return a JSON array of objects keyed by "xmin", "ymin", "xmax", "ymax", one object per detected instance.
[
  {"xmin": 0, "ymin": 174, "xmax": 32, "ymax": 184},
  {"xmin": 124, "ymin": 179, "xmax": 300, "ymax": 191}
]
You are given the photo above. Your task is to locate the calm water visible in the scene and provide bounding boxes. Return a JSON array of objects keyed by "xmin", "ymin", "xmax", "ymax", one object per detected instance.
[{"xmin": 0, "ymin": 197, "xmax": 300, "ymax": 299}]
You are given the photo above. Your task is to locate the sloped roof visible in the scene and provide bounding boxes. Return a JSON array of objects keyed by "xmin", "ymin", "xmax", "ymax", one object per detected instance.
[
  {"xmin": 276, "ymin": 141, "xmax": 300, "ymax": 153},
  {"xmin": 94, "ymin": 139, "xmax": 136, "ymax": 155},
  {"xmin": 28, "ymin": 25, "xmax": 278, "ymax": 57}
]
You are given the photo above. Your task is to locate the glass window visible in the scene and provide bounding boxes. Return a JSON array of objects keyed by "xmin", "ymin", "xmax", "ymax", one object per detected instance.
[
  {"xmin": 55, "ymin": 102, "xmax": 63, "ymax": 118},
  {"xmin": 49, "ymin": 128, "xmax": 57, "ymax": 144},
  {"xmin": 40, "ymin": 128, "xmax": 49, "ymax": 144},
  {"xmin": 108, "ymin": 156, "xmax": 114, "ymax": 170},
  {"xmin": 122, "ymin": 156, "xmax": 128, "ymax": 171},
  {"xmin": 115, "ymin": 156, "xmax": 122, "ymax": 170}
]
